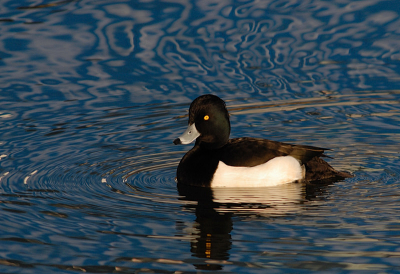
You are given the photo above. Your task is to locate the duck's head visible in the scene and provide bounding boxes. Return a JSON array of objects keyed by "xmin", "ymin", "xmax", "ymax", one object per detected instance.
[{"xmin": 173, "ymin": 94, "xmax": 231, "ymax": 149}]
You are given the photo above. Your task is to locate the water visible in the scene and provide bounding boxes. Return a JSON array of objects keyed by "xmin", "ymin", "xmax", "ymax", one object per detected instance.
[{"xmin": 1, "ymin": 0, "xmax": 400, "ymax": 272}]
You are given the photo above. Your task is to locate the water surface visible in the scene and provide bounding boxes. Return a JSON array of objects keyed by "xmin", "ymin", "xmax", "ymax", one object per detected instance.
[{"xmin": 1, "ymin": 0, "xmax": 400, "ymax": 273}]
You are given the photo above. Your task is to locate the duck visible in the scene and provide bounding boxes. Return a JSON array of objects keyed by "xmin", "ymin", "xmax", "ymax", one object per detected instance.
[{"xmin": 173, "ymin": 94, "xmax": 352, "ymax": 187}]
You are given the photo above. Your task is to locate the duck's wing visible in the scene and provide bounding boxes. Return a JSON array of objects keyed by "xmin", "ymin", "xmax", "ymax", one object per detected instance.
[{"xmin": 218, "ymin": 137, "xmax": 328, "ymax": 167}]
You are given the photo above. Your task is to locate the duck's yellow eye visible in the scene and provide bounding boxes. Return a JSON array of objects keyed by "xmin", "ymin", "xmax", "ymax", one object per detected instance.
[{"xmin": 204, "ymin": 115, "xmax": 209, "ymax": 121}]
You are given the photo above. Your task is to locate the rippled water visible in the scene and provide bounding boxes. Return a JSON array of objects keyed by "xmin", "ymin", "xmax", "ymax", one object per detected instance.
[{"xmin": 1, "ymin": 0, "xmax": 400, "ymax": 273}]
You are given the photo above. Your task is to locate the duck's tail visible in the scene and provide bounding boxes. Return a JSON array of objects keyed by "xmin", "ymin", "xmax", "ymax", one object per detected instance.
[{"xmin": 305, "ymin": 156, "xmax": 353, "ymax": 182}]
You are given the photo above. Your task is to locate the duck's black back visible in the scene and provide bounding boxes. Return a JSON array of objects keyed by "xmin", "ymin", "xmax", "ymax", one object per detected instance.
[{"xmin": 218, "ymin": 137, "xmax": 325, "ymax": 166}]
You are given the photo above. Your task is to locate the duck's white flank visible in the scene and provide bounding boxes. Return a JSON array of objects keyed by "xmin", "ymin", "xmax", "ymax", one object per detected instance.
[{"xmin": 210, "ymin": 156, "xmax": 305, "ymax": 187}]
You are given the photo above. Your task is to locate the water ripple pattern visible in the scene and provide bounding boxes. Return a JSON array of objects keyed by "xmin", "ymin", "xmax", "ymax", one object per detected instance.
[
  {"xmin": 1, "ymin": 0, "xmax": 400, "ymax": 103},
  {"xmin": 1, "ymin": 0, "xmax": 400, "ymax": 273}
]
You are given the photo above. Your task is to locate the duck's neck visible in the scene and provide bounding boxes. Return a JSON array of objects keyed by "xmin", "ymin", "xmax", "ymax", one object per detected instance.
[{"xmin": 195, "ymin": 138, "xmax": 227, "ymax": 149}]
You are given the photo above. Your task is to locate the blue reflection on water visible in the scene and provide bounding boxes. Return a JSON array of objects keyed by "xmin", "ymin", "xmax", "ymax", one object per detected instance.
[{"xmin": 1, "ymin": 0, "xmax": 400, "ymax": 272}]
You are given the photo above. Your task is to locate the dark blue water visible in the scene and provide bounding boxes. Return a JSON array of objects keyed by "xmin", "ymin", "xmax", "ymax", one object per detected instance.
[{"xmin": 1, "ymin": 0, "xmax": 400, "ymax": 273}]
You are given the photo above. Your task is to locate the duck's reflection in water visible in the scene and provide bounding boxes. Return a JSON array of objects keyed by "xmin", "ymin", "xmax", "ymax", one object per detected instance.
[{"xmin": 178, "ymin": 181, "xmax": 336, "ymax": 270}]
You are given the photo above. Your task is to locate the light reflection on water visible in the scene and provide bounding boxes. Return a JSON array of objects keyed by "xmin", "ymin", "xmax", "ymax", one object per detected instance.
[
  {"xmin": 1, "ymin": 0, "xmax": 400, "ymax": 272},
  {"xmin": 2, "ymin": 0, "xmax": 400, "ymax": 103}
]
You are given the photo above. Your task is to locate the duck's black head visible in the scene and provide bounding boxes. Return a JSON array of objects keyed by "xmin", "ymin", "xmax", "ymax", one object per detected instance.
[{"xmin": 174, "ymin": 94, "xmax": 231, "ymax": 149}]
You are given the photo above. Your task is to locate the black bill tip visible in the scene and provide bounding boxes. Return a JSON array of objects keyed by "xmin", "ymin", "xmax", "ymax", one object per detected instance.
[{"xmin": 173, "ymin": 138, "xmax": 182, "ymax": 145}]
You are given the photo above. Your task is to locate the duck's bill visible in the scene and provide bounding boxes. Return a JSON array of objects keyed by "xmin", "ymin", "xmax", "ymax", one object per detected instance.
[{"xmin": 173, "ymin": 123, "xmax": 200, "ymax": 145}]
